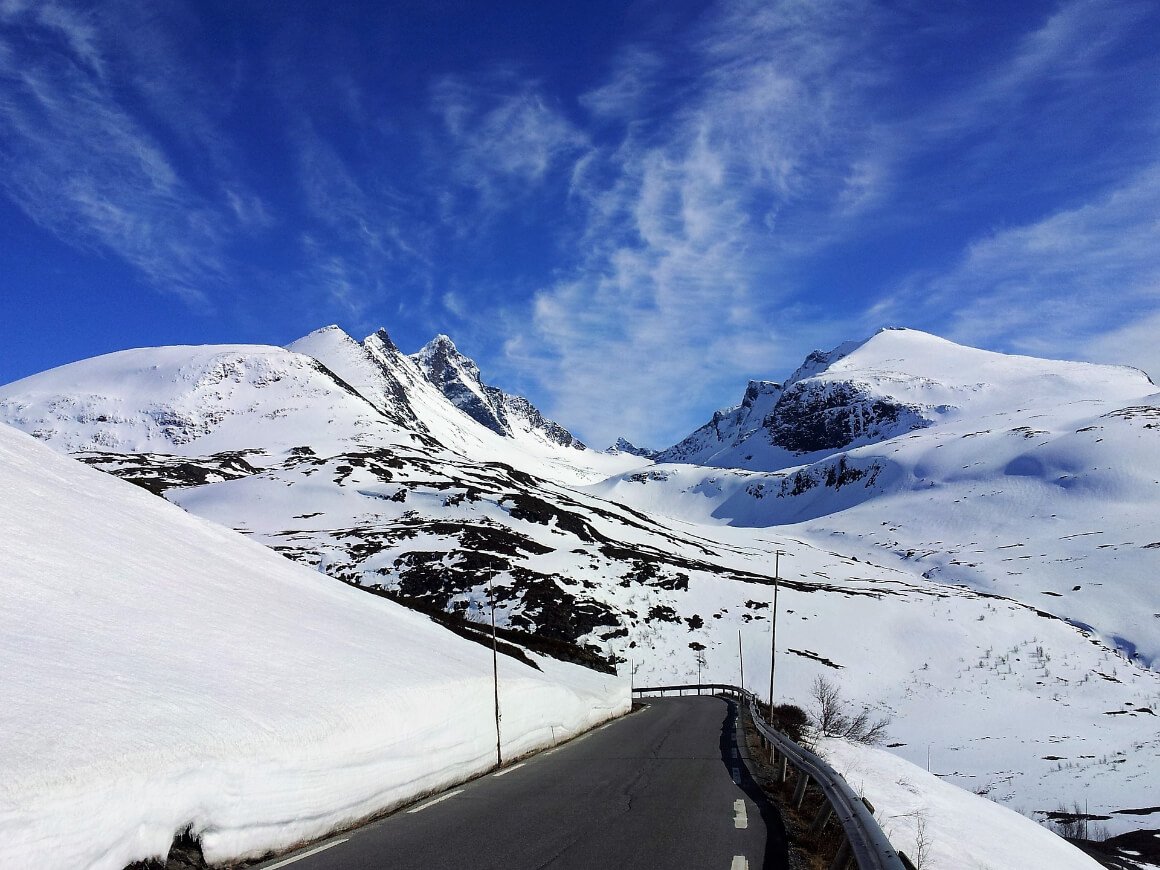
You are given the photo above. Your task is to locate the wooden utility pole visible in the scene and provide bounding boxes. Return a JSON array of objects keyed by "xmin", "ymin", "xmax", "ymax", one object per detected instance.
[
  {"xmin": 738, "ymin": 629, "xmax": 745, "ymax": 694},
  {"xmin": 769, "ymin": 549, "xmax": 787, "ymax": 718},
  {"xmin": 489, "ymin": 571, "xmax": 501, "ymax": 767}
]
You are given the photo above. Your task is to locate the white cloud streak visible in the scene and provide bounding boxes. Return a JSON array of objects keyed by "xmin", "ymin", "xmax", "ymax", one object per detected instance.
[
  {"xmin": 870, "ymin": 164, "xmax": 1160, "ymax": 368},
  {"xmin": 430, "ymin": 74, "xmax": 588, "ymax": 221},
  {"xmin": 490, "ymin": 0, "xmax": 1160, "ymax": 447},
  {"xmin": 0, "ymin": 1, "xmax": 246, "ymax": 305},
  {"xmin": 495, "ymin": 0, "xmax": 883, "ymax": 447}
]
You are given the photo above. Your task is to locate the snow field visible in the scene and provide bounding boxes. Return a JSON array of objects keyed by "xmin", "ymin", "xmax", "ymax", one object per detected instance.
[
  {"xmin": 817, "ymin": 737, "xmax": 1103, "ymax": 869},
  {"xmin": 0, "ymin": 423, "xmax": 628, "ymax": 870}
]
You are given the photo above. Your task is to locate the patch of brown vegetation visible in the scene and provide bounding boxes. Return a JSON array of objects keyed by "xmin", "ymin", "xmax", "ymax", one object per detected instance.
[{"xmin": 740, "ymin": 705, "xmax": 850, "ymax": 870}]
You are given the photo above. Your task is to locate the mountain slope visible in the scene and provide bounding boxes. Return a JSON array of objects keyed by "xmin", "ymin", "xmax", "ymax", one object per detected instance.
[{"xmin": 0, "ymin": 422, "xmax": 626, "ymax": 870}]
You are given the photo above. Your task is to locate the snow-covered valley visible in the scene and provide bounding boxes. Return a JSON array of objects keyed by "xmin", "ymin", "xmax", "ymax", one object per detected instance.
[{"xmin": 2, "ymin": 324, "xmax": 1158, "ymax": 865}]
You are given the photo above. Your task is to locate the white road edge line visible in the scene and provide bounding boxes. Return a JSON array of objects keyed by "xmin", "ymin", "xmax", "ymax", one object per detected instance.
[
  {"xmin": 406, "ymin": 789, "xmax": 464, "ymax": 814},
  {"xmin": 493, "ymin": 762, "xmax": 526, "ymax": 777},
  {"xmin": 730, "ymin": 856, "xmax": 748, "ymax": 870},
  {"xmin": 734, "ymin": 798, "xmax": 748, "ymax": 829},
  {"xmin": 262, "ymin": 839, "xmax": 348, "ymax": 869}
]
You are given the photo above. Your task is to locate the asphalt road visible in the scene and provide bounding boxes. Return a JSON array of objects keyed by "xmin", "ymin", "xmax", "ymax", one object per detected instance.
[{"xmin": 255, "ymin": 695, "xmax": 788, "ymax": 870}]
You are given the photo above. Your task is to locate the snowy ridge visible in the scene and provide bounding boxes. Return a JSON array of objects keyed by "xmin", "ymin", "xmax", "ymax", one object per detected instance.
[
  {"xmin": 606, "ymin": 436, "xmax": 659, "ymax": 459},
  {"xmin": 286, "ymin": 325, "xmax": 431, "ymax": 433},
  {"xmin": 0, "ymin": 344, "xmax": 387, "ymax": 458},
  {"xmin": 657, "ymin": 379, "xmax": 783, "ymax": 466},
  {"xmin": 0, "ymin": 423, "xmax": 627, "ymax": 870},
  {"xmin": 291, "ymin": 325, "xmax": 632, "ymax": 485}
]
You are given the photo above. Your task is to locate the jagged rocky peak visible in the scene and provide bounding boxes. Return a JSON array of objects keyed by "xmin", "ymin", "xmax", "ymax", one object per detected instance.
[
  {"xmin": 654, "ymin": 378, "xmax": 784, "ymax": 466},
  {"xmin": 364, "ymin": 326, "xmax": 406, "ymax": 358},
  {"xmin": 411, "ymin": 333, "xmax": 586, "ymax": 450},
  {"xmin": 412, "ymin": 333, "xmax": 505, "ymax": 435},
  {"xmin": 606, "ymin": 437, "xmax": 658, "ymax": 459},
  {"xmin": 416, "ymin": 333, "xmax": 474, "ymax": 372},
  {"xmin": 286, "ymin": 324, "xmax": 423, "ymax": 431},
  {"xmin": 741, "ymin": 379, "xmax": 782, "ymax": 408}
]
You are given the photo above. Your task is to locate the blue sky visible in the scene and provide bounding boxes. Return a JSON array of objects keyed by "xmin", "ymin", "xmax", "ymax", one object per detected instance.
[{"xmin": 2, "ymin": 0, "xmax": 1159, "ymax": 448}]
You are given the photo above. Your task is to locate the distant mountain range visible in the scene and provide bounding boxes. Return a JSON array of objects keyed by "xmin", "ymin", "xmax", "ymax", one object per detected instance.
[{"xmin": 2, "ymin": 324, "xmax": 1159, "ymax": 835}]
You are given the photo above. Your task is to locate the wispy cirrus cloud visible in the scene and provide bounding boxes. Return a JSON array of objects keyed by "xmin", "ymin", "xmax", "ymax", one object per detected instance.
[
  {"xmin": 853, "ymin": 0, "xmax": 1160, "ymax": 374},
  {"xmin": 487, "ymin": 0, "xmax": 1160, "ymax": 447},
  {"xmin": 0, "ymin": 1, "xmax": 249, "ymax": 305},
  {"xmin": 577, "ymin": 47, "xmax": 664, "ymax": 122},
  {"xmin": 429, "ymin": 73, "xmax": 588, "ymax": 220},
  {"xmin": 288, "ymin": 117, "xmax": 437, "ymax": 328},
  {"xmin": 868, "ymin": 163, "xmax": 1160, "ymax": 369},
  {"xmin": 494, "ymin": 0, "xmax": 885, "ymax": 447}
]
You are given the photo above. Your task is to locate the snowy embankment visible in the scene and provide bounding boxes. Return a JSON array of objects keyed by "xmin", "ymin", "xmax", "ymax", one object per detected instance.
[
  {"xmin": 0, "ymin": 424, "xmax": 628, "ymax": 870},
  {"xmin": 816, "ymin": 737, "xmax": 1102, "ymax": 870}
]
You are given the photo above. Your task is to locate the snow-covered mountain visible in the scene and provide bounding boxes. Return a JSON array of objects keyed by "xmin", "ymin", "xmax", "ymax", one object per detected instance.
[
  {"xmin": 658, "ymin": 327, "xmax": 1152, "ymax": 471},
  {"xmin": 657, "ymin": 379, "xmax": 783, "ymax": 466},
  {"xmin": 0, "ymin": 342, "xmax": 389, "ymax": 458},
  {"xmin": 0, "ymin": 422, "xmax": 625, "ymax": 870},
  {"xmin": 599, "ymin": 328, "xmax": 1160, "ymax": 669},
  {"xmin": 412, "ymin": 333, "xmax": 585, "ymax": 451},
  {"xmin": 2, "ymin": 324, "xmax": 1158, "ymax": 848},
  {"xmin": 606, "ymin": 436, "xmax": 660, "ymax": 459},
  {"xmin": 288, "ymin": 325, "xmax": 623, "ymax": 485}
]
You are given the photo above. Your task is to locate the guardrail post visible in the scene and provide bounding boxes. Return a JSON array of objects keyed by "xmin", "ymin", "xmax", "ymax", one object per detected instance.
[
  {"xmin": 809, "ymin": 803, "xmax": 833, "ymax": 837},
  {"xmin": 792, "ymin": 770, "xmax": 810, "ymax": 808},
  {"xmin": 778, "ymin": 753, "xmax": 788, "ymax": 783},
  {"xmin": 828, "ymin": 839, "xmax": 853, "ymax": 870}
]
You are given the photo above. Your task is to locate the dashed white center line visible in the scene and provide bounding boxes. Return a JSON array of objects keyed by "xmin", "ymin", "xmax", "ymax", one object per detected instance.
[
  {"xmin": 493, "ymin": 762, "xmax": 526, "ymax": 777},
  {"xmin": 733, "ymin": 798, "xmax": 748, "ymax": 829},
  {"xmin": 262, "ymin": 839, "xmax": 348, "ymax": 868},
  {"xmin": 730, "ymin": 856, "xmax": 749, "ymax": 870},
  {"xmin": 406, "ymin": 789, "xmax": 464, "ymax": 814}
]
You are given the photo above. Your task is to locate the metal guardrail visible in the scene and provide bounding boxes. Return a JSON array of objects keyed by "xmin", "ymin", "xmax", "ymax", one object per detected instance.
[{"xmin": 634, "ymin": 683, "xmax": 907, "ymax": 870}]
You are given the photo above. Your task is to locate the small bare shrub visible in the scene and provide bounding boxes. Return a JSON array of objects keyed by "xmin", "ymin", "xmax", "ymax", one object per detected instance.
[{"xmin": 809, "ymin": 675, "xmax": 892, "ymax": 744}]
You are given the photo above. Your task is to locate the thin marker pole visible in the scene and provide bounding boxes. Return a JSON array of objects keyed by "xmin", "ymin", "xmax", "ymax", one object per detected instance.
[
  {"xmin": 490, "ymin": 571, "xmax": 501, "ymax": 767},
  {"xmin": 769, "ymin": 549, "xmax": 786, "ymax": 718},
  {"xmin": 738, "ymin": 629, "xmax": 745, "ymax": 695}
]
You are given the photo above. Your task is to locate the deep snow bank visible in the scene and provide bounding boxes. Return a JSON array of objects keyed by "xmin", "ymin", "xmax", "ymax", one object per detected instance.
[
  {"xmin": 817, "ymin": 737, "xmax": 1101, "ymax": 870},
  {"xmin": 0, "ymin": 424, "xmax": 628, "ymax": 870}
]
